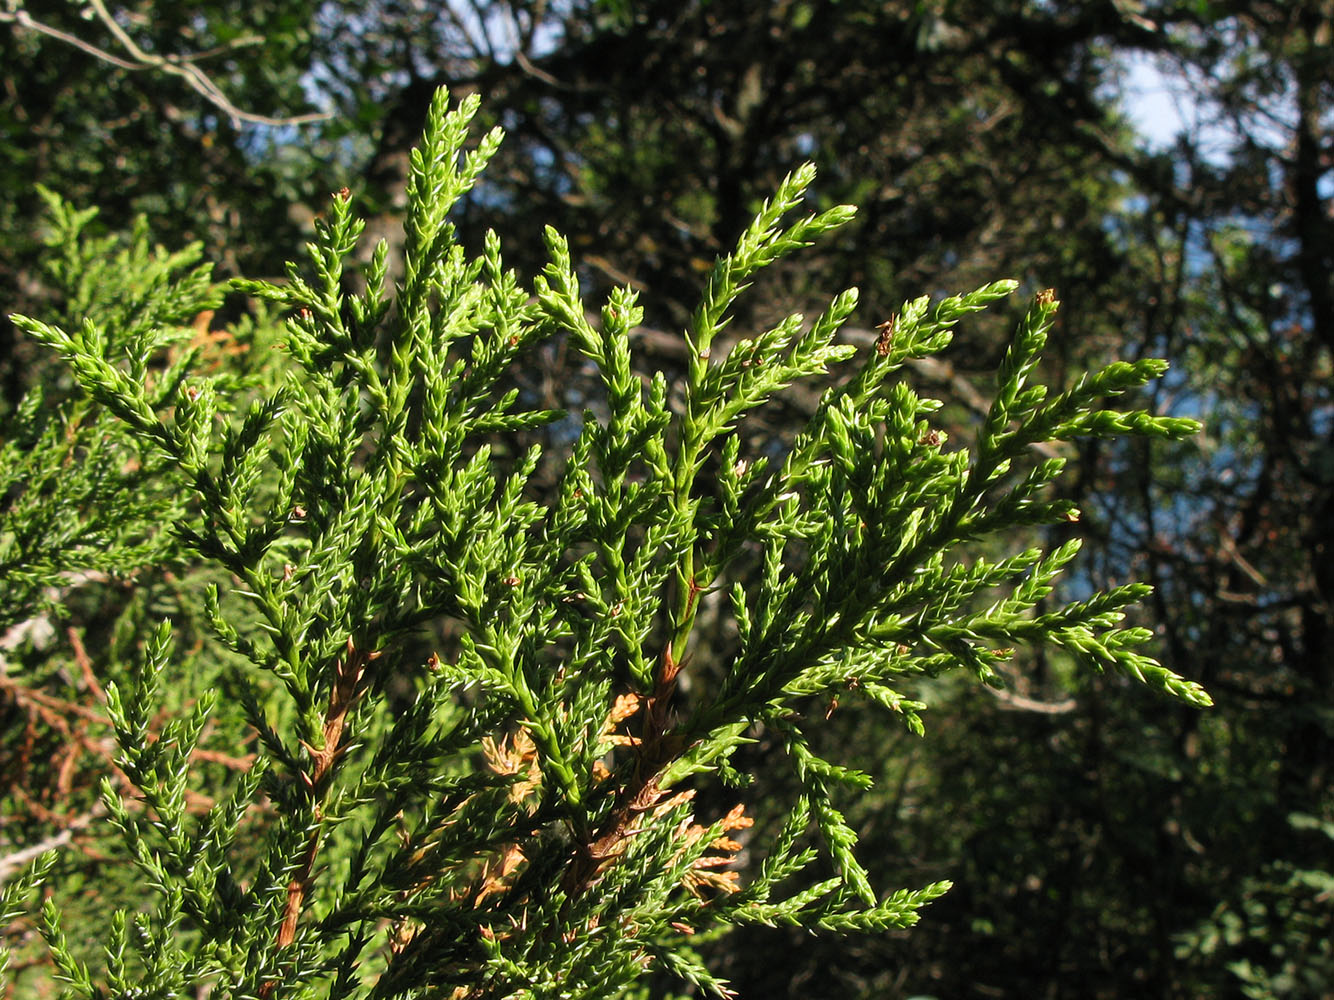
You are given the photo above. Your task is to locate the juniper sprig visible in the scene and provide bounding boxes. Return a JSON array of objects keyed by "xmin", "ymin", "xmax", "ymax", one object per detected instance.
[{"xmin": 3, "ymin": 88, "xmax": 1206, "ymax": 999}]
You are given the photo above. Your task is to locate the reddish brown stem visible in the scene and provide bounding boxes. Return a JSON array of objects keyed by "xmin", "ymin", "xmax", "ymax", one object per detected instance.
[
  {"xmin": 260, "ymin": 640, "xmax": 370, "ymax": 996},
  {"xmin": 563, "ymin": 643, "xmax": 689, "ymax": 897}
]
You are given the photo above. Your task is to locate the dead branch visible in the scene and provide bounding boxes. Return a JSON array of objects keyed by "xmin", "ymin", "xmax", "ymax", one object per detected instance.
[{"xmin": 1, "ymin": 2, "xmax": 329, "ymax": 128}]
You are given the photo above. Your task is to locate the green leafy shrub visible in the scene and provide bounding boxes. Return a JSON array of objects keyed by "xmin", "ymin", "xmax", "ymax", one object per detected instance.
[{"xmin": 1, "ymin": 89, "xmax": 1208, "ymax": 999}]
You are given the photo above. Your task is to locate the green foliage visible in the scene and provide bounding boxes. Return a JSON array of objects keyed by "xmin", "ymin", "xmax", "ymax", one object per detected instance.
[
  {"xmin": 3, "ymin": 89, "xmax": 1206, "ymax": 998},
  {"xmin": 0, "ymin": 187, "xmax": 217, "ymax": 628},
  {"xmin": 1177, "ymin": 813, "xmax": 1334, "ymax": 998}
]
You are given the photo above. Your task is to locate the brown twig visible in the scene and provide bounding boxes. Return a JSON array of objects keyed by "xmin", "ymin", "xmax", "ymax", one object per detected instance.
[
  {"xmin": 259, "ymin": 639, "xmax": 371, "ymax": 996},
  {"xmin": 66, "ymin": 626, "xmax": 107, "ymax": 705},
  {"xmin": 563, "ymin": 643, "xmax": 688, "ymax": 897},
  {"xmin": 0, "ymin": 655, "xmax": 254, "ymax": 842}
]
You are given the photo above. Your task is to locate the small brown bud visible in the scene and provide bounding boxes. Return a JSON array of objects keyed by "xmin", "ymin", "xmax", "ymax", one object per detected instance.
[{"xmin": 875, "ymin": 315, "xmax": 898, "ymax": 356}]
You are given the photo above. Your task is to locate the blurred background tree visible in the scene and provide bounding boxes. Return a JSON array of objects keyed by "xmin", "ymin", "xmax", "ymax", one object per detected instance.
[{"xmin": 2, "ymin": 0, "xmax": 1329, "ymax": 997}]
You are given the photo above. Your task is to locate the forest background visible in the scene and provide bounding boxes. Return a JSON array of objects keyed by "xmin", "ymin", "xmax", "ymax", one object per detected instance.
[{"xmin": 0, "ymin": 1, "xmax": 1330, "ymax": 997}]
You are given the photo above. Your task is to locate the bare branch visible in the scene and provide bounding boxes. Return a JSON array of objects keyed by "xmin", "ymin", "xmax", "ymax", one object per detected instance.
[
  {"xmin": 0, "ymin": 807, "xmax": 103, "ymax": 886},
  {"xmin": 987, "ymin": 688, "xmax": 1078, "ymax": 714},
  {"xmin": 1, "ymin": 6, "xmax": 140, "ymax": 69},
  {"xmin": 1, "ymin": 1, "xmax": 330, "ymax": 128}
]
